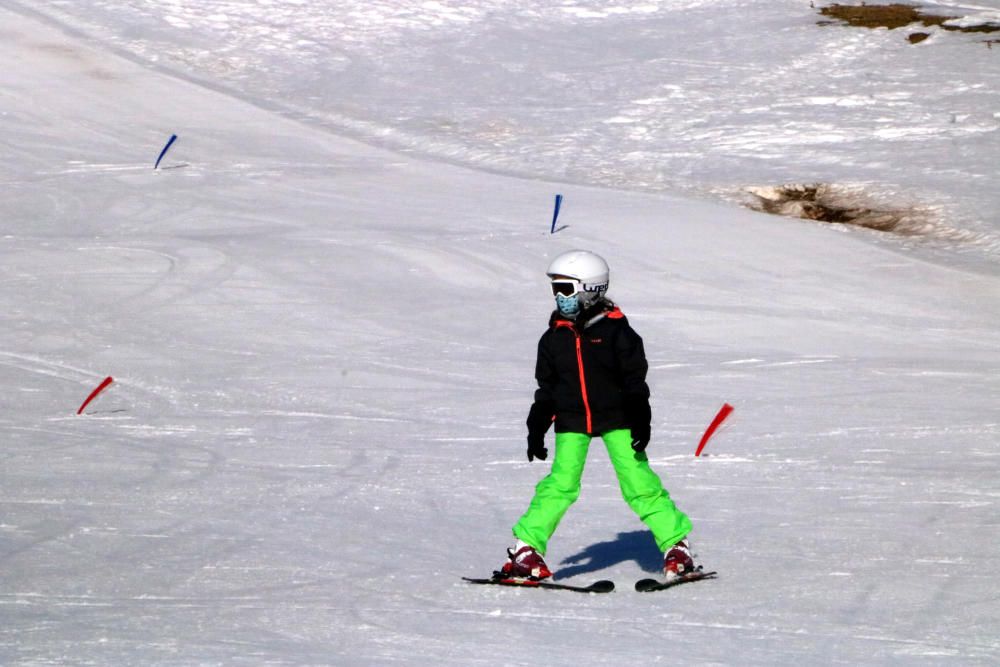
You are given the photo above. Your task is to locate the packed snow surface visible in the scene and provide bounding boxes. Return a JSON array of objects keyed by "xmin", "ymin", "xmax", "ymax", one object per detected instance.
[{"xmin": 2, "ymin": 1, "xmax": 999, "ymax": 664}]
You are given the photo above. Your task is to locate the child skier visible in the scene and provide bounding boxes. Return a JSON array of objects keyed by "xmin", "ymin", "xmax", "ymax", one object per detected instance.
[{"xmin": 500, "ymin": 249, "xmax": 697, "ymax": 581}]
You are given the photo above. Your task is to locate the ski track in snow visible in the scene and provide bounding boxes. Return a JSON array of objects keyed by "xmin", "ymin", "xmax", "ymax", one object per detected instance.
[{"xmin": 1, "ymin": 1, "xmax": 999, "ymax": 665}]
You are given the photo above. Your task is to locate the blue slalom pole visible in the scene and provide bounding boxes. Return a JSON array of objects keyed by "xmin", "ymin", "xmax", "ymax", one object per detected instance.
[
  {"xmin": 551, "ymin": 194, "xmax": 563, "ymax": 234},
  {"xmin": 154, "ymin": 134, "xmax": 178, "ymax": 169}
]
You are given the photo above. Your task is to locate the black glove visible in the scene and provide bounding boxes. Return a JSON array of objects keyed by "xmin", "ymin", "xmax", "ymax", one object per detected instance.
[
  {"xmin": 527, "ymin": 432, "xmax": 548, "ymax": 462},
  {"xmin": 625, "ymin": 397, "xmax": 652, "ymax": 453},
  {"xmin": 526, "ymin": 400, "xmax": 554, "ymax": 462}
]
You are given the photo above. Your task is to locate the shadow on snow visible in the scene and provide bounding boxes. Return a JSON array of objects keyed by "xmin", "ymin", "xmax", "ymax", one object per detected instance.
[{"xmin": 555, "ymin": 530, "xmax": 661, "ymax": 580}]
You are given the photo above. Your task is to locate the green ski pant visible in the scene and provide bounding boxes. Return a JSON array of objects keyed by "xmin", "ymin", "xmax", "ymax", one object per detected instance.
[{"xmin": 513, "ymin": 429, "xmax": 692, "ymax": 555}]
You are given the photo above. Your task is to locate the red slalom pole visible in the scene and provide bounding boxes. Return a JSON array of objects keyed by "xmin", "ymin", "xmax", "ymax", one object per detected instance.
[
  {"xmin": 695, "ymin": 402, "xmax": 734, "ymax": 457},
  {"xmin": 77, "ymin": 376, "xmax": 114, "ymax": 415}
]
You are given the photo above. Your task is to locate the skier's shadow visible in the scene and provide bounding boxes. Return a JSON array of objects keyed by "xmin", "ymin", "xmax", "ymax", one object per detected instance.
[{"xmin": 555, "ymin": 530, "xmax": 662, "ymax": 580}]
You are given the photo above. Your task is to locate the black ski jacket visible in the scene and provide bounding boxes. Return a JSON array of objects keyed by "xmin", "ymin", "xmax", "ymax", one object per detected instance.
[{"xmin": 530, "ymin": 300, "xmax": 650, "ymax": 436}]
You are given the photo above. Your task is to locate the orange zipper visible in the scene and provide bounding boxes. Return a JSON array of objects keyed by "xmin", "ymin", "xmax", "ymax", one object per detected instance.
[
  {"xmin": 575, "ymin": 334, "xmax": 593, "ymax": 433},
  {"xmin": 557, "ymin": 321, "xmax": 593, "ymax": 433}
]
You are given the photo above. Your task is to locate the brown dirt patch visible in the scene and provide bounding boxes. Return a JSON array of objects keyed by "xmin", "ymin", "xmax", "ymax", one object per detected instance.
[
  {"xmin": 818, "ymin": 3, "xmax": 1000, "ymax": 38},
  {"xmin": 744, "ymin": 183, "xmax": 934, "ymax": 235}
]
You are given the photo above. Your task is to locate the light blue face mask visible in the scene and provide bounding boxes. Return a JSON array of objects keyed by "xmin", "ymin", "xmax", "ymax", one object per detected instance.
[{"xmin": 555, "ymin": 293, "xmax": 581, "ymax": 317}]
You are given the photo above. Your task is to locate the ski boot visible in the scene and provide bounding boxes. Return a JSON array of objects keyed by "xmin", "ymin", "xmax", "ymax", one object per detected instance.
[
  {"xmin": 663, "ymin": 538, "xmax": 696, "ymax": 581},
  {"xmin": 499, "ymin": 543, "xmax": 552, "ymax": 580}
]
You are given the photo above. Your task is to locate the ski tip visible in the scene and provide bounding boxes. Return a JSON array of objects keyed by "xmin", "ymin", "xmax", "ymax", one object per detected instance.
[
  {"xmin": 635, "ymin": 570, "xmax": 718, "ymax": 592},
  {"xmin": 634, "ymin": 578, "xmax": 661, "ymax": 592},
  {"xmin": 589, "ymin": 579, "xmax": 616, "ymax": 593}
]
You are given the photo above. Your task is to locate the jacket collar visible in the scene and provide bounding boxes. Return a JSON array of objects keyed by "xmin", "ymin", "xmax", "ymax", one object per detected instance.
[{"xmin": 550, "ymin": 301, "xmax": 622, "ymax": 331}]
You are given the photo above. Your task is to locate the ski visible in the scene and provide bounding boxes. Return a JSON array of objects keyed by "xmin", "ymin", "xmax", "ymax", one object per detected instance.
[
  {"xmin": 635, "ymin": 569, "xmax": 717, "ymax": 592},
  {"xmin": 463, "ymin": 576, "xmax": 615, "ymax": 593}
]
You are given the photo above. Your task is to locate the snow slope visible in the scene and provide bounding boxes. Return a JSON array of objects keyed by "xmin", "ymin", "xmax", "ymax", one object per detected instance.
[
  {"xmin": 2, "ymin": 2, "xmax": 999, "ymax": 665},
  {"xmin": 18, "ymin": 0, "xmax": 1000, "ymax": 267}
]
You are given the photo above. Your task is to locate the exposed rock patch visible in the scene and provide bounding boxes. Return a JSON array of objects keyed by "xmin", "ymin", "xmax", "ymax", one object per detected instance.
[
  {"xmin": 818, "ymin": 3, "xmax": 1000, "ymax": 44},
  {"xmin": 744, "ymin": 183, "xmax": 934, "ymax": 235}
]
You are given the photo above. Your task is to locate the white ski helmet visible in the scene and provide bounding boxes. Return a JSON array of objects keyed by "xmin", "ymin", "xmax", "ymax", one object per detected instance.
[{"xmin": 546, "ymin": 250, "xmax": 610, "ymax": 308}]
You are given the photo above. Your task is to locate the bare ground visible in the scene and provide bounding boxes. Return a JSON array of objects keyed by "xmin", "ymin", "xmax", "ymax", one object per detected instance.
[
  {"xmin": 818, "ymin": 3, "xmax": 1000, "ymax": 39},
  {"xmin": 743, "ymin": 183, "xmax": 936, "ymax": 236}
]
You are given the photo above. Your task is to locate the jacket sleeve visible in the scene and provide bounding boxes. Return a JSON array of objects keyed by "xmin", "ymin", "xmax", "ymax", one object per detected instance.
[
  {"xmin": 533, "ymin": 332, "xmax": 557, "ymax": 405},
  {"xmin": 526, "ymin": 332, "xmax": 557, "ymax": 436},
  {"xmin": 616, "ymin": 321, "xmax": 650, "ymax": 400}
]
